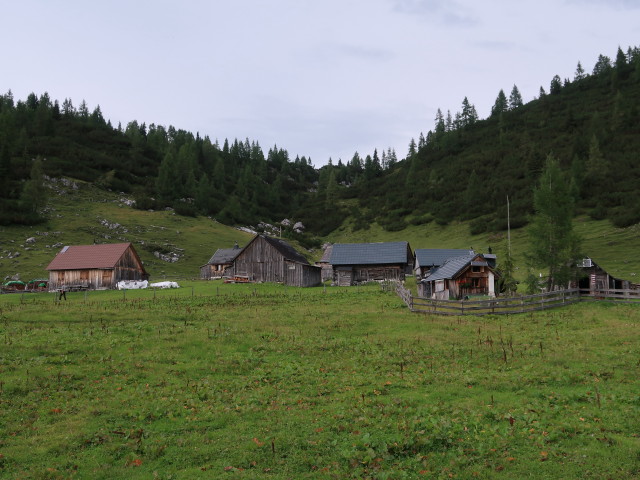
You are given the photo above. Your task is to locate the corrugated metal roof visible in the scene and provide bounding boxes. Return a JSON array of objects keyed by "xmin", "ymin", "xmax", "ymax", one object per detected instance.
[
  {"xmin": 206, "ymin": 246, "xmax": 242, "ymax": 265},
  {"xmin": 415, "ymin": 249, "xmax": 473, "ymax": 268},
  {"xmin": 329, "ymin": 241, "xmax": 411, "ymax": 265},
  {"xmin": 422, "ymin": 254, "xmax": 476, "ymax": 282},
  {"xmin": 46, "ymin": 243, "xmax": 137, "ymax": 271}
]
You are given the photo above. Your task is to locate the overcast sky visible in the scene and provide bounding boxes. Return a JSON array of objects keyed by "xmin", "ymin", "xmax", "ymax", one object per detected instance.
[{"xmin": 3, "ymin": 0, "xmax": 639, "ymax": 166}]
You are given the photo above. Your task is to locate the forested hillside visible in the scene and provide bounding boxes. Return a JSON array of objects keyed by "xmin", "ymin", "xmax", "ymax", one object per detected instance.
[
  {"xmin": 325, "ymin": 45, "xmax": 640, "ymax": 234},
  {"xmin": 1, "ymin": 45, "xmax": 639, "ymax": 239}
]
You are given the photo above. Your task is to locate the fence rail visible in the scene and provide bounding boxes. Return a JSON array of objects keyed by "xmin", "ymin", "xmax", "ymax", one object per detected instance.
[{"xmin": 383, "ymin": 282, "xmax": 640, "ymax": 316}]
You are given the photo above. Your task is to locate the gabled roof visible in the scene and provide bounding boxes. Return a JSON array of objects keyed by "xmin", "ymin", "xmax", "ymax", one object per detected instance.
[
  {"xmin": 46, "ymin": 243, "xmax": 143, "ymax": 271},
  {"xmin": 415, "ymin": 249, "xmax": 474, "ymax": 268},
  {"xmin": 206, "ymin": 245, "xmax": 242, "ymax": 265},
  {"xmin": 259, "ymin": 235, "xmax": 310, "ymax": 265},
  {"xmin": 329, "ymin": 241, "xmax": 412, "ymax": 266},
  {"xmin": 318, "ymin": 244, "xmax": 333, "ymax": 264},
  {"xmin": 422, "ymin": 253, "xmax": 496, "ymax": 282},
  {"xmin": 422, "ymin": 254, "xmax": 477, "ymax": 282}
]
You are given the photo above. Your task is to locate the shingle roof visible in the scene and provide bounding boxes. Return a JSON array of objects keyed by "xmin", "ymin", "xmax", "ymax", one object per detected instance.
[
  {"xmin": 422, "ymin": 254, "xmax": 476, "ymax": 282},
  {"xmin": 318, "ymin": 244, "xmax": 333, "ymax": 263},
  {"xmin": 415, "ymin": 249, "xmax": 473, "ymax": 268},
  {"xmin": 46, "ymin": 243, "xmax": 137, "ymax": 271},
  {"xmin": 206, "ymin": 246, "xmax": 242, "ymax": 265},
  {"xmin": 261, "ymin": 235, "xmax": 310, "ymax": 265},
  {"xmin": 329, "ymin": 241, "xmax": 412, "ymax": 266}
]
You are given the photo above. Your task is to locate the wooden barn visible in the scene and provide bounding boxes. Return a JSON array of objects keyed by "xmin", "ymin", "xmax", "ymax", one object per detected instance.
[
  {"xmin": 575, "ymin": 257, "xmax": 635, "ymax": 292},
  {"xmin": 225, "ymin": 235, "xmax": 321, "ymax": 287},
  {"xmin": 418, "ymin": 253, "xmax": 498, "ymax": 300},
  {"xmin": 200, "ymin": 243, "xmax": 242, "ymax": 279},
  {"xmin": 329, "ymin": 241, "xmax": 414, "ymax": 286},
  {"xmin": 46, "ymin": 243, "xmax": 148, "ymax": 291}
]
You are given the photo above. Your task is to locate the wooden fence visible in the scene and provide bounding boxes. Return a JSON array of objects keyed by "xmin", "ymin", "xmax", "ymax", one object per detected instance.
[{"xmin": 382, "ymin": 282, "xmax": 640, "ymax": 316}]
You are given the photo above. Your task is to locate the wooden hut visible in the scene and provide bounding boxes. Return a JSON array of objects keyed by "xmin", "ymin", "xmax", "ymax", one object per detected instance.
[
  {"xmin": 315, "ymin": 244, "xmax": 334, "ymax": 282},
  {"xmin": 329, "ymin": 241, "xmax": 414, "ymax": 286},
  {"xmin": 418, "ymin": 253, "xmax": 498, "ymax": 300},
  {"xmin": 200, "ymin": 243, "xmax": 242, "ymax": 279},
  {"xmin": 46, "ymin": 242, "xmax": 148, "ymax": 291},
  {"xmin": 575, "ymin": 257, "xmax": 635, "ymax": 292},
  {"xmin": 225, "ymin": 235, "xmax": 321, "ymax": 287}
]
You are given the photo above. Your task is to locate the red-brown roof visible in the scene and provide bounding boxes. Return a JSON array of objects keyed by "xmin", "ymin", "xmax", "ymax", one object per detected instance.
[{"xmin": 46, "ymin": 243, "xmax": 141, "ymax": 271}]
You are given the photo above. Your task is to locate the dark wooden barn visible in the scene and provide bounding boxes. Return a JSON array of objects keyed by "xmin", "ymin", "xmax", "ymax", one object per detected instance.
[
  {"xmin": 225, "ymin": 235, "xmax": 321, "ymax": 287},
  {"xmin": 574, "ymin": 257, "xmax": 635, "ymax": 292},
  {"xmin": 418, "ymin": 253, "xmax": 498, "ymax": 300},
  {"xmin": 200, "ymin": 243, "xmax": 242, "ymax": 279},
  {"xmin": 46, "ymin": 242, "xmax": 148, "ymax": 291},
  {"xmin": 329, "ymin": 241, "xmax": 414, "ymax": 286}
]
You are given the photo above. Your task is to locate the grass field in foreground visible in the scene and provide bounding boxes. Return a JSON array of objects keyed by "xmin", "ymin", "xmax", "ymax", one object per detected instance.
[{"xmin": 0, "ymin": 281, "xmax": 639, "ymax": 479}]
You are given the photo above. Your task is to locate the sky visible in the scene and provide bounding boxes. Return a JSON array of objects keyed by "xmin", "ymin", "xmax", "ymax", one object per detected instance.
[{"xmin": 3, "ymin": 0, "xmax": 639, "ymax": 166}]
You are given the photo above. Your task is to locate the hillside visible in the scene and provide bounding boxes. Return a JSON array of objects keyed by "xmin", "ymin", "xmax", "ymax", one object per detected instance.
[
  {"xmin": 3, "ymin": 178, "xmax": 640, "ymax": 285},
  {"xmin": 0, "ymin": 180, "xmax": 255, "ymax": 281}
]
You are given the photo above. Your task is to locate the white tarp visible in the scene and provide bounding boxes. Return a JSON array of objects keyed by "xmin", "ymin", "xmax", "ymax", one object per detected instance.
[
  {"xmin": 149, "ymin": 281, "xmax": 180, "ymax": 289},
  {"xmin": 116, "ymin": 280, "xmax": 149, "ymax": 290}
]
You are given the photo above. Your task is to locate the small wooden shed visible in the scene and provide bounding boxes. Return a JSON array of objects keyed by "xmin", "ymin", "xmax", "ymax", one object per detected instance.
[
  {"xmin": 200, "ymin": 243, "xmax": 242, "ymax": 279},
  {"xmin": 329, "ymin": 241, "xmax": 414, "ymax": 286},
  {"xmin": 315, "ymin": 244, "xmax": 334, "ymax": 282},
  {"xmin": 418, "ymin": 253, "xmax": 498, "ymax": 300},
  {"xmin": 46, "ymin": 242, "xmax": 148, "ymax": 291},
  {"xmin": 225, "ymin": 235, "xmax": 321, "ymax": 287},
  {"xmin": 575, "ymin": 257, "xmax": 633, "ymax": 292}
]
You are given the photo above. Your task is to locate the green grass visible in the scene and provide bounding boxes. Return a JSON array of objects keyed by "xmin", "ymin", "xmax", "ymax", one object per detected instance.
[{"xmin": 1, "ymin": 281, "xmax": 639, "ymax": 479}]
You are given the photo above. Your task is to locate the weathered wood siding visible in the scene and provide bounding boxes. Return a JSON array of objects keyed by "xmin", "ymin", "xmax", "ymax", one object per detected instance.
[
  {"xmin": 227, "ymin": 236, "xmax": 320, "ymax": 287},
  {"xmin": 200, "ymin": 263, "xmax": 232, "ymax": 280},
  {"xmin": 334, "ymin": 264, "xmax": 406, "ymax": 285},
  {"xmin": 48, "ymin": 246, "xmax": 147, "ymax": 290}
]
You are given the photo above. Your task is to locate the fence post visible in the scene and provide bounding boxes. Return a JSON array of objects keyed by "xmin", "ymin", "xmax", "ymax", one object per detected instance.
[{"xmin": 409, "ymin": 292, "xmax": 413, "ymax": 311}]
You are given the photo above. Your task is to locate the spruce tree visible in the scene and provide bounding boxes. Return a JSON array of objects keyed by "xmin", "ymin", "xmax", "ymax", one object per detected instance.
[{"xmin": 526, "ymin": 155, "xmax": 581, "ymax": 291}]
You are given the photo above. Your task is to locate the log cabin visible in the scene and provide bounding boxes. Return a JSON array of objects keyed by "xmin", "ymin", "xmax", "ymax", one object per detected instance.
[
  {"xmin": 418, "ymin": 253, "xmax": 498, "ymax": 300},
  {"xmin": 200, "ymin": 243, "xmax": 242, "ymax": 279},
  {"xmin": 225, "ymin": 234, "xmax": 321, "ymax": 287},
  {"xmin": 46, "ymin": 242, "xmax": 148, "ymax": 291},
  {"xmin": 329, "ymin": 241, "xmax": 414, "ymax": 286}
]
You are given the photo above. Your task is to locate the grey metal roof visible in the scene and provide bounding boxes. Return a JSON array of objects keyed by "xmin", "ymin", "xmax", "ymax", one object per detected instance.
[
  {"xmin": 415, "ymin": 249, "xmax": 473, "ymax": 268},
  {"xmin": 329, "ymin": 241, "xmax": 412, "ymax": 266},
  {"xmin": 206, "ymin": 246, "xmax": 242, "ymax": 265},
  {"xmin": 422, "ymin": 254, "xmax": 476, "ymax": 282}
]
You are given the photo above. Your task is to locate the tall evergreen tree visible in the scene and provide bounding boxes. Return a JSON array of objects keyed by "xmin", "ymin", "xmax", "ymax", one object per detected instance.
[
  {"xmin": 509, "ymin": 85, "xmax": 523, "ymax": 109},
  {"xmin": 21, "ymin": 156, "xmax": 47, "ymax": 214},
  {"xmin": 491, "ymin": 89, "xmax": 508, "ymax": 117},
  {"xmin": 526, "ymin": 155, "xmax": 581, "ymax": 291},
  {"xmin": 574, "ymin": 61, "xmax": 587, "ymax": 81}
]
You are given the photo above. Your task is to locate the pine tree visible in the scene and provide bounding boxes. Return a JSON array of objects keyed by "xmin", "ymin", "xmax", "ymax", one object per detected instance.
[
  {"xmin": 526, "ymin": 155, "xmax": 581, "ymax": 291},
  {"xmin": 508, "ymin": 85, "xmax": 523, "ymax": 109},
  {"xmin": 491, "ymin": 89, "xmax": 508, "ymax": 117},
  {"xmin": 21, "ymin": 156, "xmax": 47, "ymax": 214},
  {"xmin": 574, "ymin": 61, "xmax": 586, "ymax": 81}
]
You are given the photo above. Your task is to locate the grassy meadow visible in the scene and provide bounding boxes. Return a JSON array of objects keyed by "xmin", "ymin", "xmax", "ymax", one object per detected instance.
[{"xmin": 1, "ymin": 281, "xmax": 639, "ymax": 479}]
